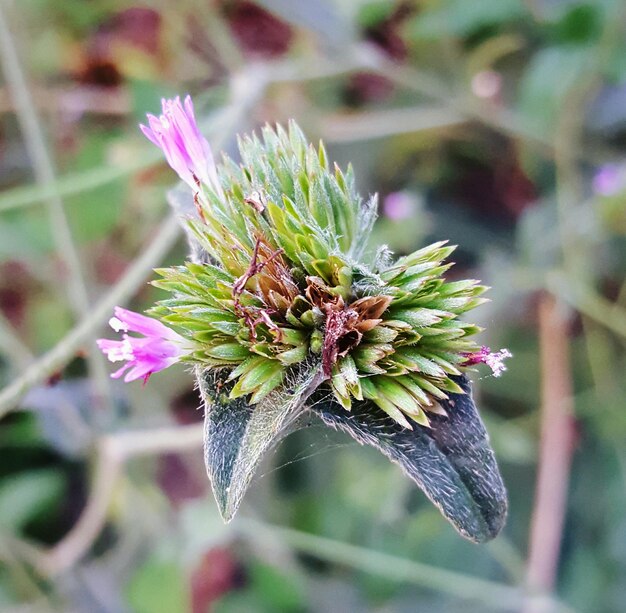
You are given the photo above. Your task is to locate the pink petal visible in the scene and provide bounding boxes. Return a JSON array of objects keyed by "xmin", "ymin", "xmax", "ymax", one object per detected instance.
[
  {"xmin": 146, "ymin": 113, "xmax": 165, "ymax": 134},
  {"xmin": 139, "ymin": 123, "xmax": 159, "ymax": 146},
  {"xmin": 114, "ymin": 307, "xmax": 178, "ymax": 339},
  {"xmin": 111, "ymin": 363, "xmax": 132, "ymax": 379},
  {"xmin": 124, "ymin": 362, "xmax": 155, "ymax": 382},
  {"xmin": 96, "ymin": 338, "xmax": 133, "ymax": 362},
  {"xmin": 183, "ymin": 95, "xmax": 195, "ymax": 120}
]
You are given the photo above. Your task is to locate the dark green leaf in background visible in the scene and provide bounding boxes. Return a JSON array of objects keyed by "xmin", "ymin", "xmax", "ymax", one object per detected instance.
[
  {"xmin": 410, "ymin": 0, "xmax": 527, "ymax": 40},
  {"xmin": 0, "ymin": 469, "xmax": 65, "ymax": 532}
]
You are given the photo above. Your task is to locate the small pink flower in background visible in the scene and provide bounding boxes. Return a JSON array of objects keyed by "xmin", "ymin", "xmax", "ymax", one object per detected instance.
[
  {"xmin": 463, "ymin": 346, "xmax": 512, "ymax": 378},
  {"xmin": 383, "ymin": 191, "xmax": 417, "ymax": 221},
  {"xmin": 141, "ymin": 95, "xmax": 222, "ymax": 196},
  {"xmin": 593, "ymin": 164, "xmax": 625, "ymax": 196},
  {"xmin": 97, "ymin": 307, "xmax": 190, "ymax": 383}
]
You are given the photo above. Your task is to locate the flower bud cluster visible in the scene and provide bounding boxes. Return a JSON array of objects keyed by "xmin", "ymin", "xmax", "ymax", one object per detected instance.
[{"xmin": 99, "ymin": 97, "xmax": 510, "ymax": 428}]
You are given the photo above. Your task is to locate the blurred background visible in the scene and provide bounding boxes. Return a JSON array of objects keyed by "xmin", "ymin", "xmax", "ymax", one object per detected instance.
[{"xmin": 1, "ymin": 0, "xmax": 626, "ymax": 611}]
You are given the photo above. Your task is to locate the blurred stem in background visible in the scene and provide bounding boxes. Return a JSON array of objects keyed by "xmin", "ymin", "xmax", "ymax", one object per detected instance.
[
  {"xmin": 526, "ymin": 4, "xmax": 626, "ymax": 610},
  {"xmin": 0, "ymin": 309, "xmax": 33, "ymax": 371},
  {"xmin": 524, "ymin": 294, "xmax": 576, "ymax": 613},
  {"xmin": 0, "ymin": 1, "xmax": 113, "ymax": 411}
]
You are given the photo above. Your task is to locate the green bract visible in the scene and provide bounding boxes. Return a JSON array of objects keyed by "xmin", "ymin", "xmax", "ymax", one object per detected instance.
[{"xmin": 150, "ymin": 122, "xmax": 488, "ymax": 429}]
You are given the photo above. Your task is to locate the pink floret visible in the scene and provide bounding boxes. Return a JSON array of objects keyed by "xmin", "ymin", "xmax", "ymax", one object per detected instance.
[
  {"xmin": 140, "ymin": 95, "xmax": 222, "ymax": 196},
  {"xmin": 97, "ymin": 306, "xmax": 189, "ymax": 383}
]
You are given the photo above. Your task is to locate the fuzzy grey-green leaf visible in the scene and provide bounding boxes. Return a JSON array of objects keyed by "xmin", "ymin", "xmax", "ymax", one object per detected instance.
[
  {"xmin": 198, "ymin": 363, "xmax": 324, "ymax": 522},
  {"xmin": 310, "ymin": 375, "xmax": 507, "ymax": 542}
]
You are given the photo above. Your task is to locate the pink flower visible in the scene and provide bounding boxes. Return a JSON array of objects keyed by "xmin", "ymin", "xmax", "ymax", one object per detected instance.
[
  {"xmin": 593, "ymin": 164, "xmax": 624, "ymax": 196},
  {"xmin": 140, "ymin": 95, "xmax": 222, "ymax": 195},
  {"xmin": 97, "ymin": 307, "xmax": 190, "ymax": 383},
  {"xmin": 383, "ymin": 191, "xmax": 417, "ymax": 221},
  {"xmin": 463, "ymin": 346, "xmax": 512, "ymax": 378}
]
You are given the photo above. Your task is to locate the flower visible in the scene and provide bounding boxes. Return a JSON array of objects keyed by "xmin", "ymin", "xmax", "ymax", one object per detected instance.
[
  {"xmin": 140, "ymin": 95, "xmax": 222, "ymax": 195},
  {"xmin": 593, "ymin": 164, "xmax": 625, "ymax": 197},
  {"xmin": 463, "ymin": 346, "xmax": 512, "ymax": 377},
  {"xmin": 105, "ymin": 121, "xmax": 510, "ymax": 426},
  {"xmin": 97, "ymin": 306, "xmax": 190, "ymax": 383},
  {"xmin": 383, "ymin": 191, "xmax": 417, "ymax": 221}
]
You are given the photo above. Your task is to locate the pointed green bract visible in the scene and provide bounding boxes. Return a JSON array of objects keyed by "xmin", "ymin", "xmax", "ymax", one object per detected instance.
[{"xmin": 150, "ymin": 122, "xmax": 490, "ymax": 428}]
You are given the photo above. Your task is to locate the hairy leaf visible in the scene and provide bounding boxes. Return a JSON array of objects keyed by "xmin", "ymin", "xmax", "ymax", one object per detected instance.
[
  {"xmin": 198, "ymin": 363, "xmax": 323, "ymax": 521},
  {"xmin": 310, "ymin": 375, "xmax": 507, "ymax": 542}
]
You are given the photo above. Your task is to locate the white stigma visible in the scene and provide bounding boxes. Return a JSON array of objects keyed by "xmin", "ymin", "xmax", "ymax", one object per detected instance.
[
  {"xmin": 485, "ymin": 349, "xmax": 512, "ymax": 377},
  {"xmin": 109, "ymin": 316, "xmax": 129, "ymax": 333}
]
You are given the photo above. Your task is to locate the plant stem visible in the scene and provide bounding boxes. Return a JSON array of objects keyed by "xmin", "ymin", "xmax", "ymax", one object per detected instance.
[
  {"xmin": 1, "ymin": 65, "xmax": 272, "ymax": 576},
  {"xmin": 523, "ymin": 294, "xmax": 577, "ymax": 612},
  {"xmin": 37, "ymin": 422, "xmax": 204, "ymax": 576},
  {"xmin": 238, "ymin": 519, "xmax": 574, "ymax": 613},
  {"xmin": 546, "ymin": 273, "xmax": 626, "ymax": 341},
  {"xmin": 319, "ymin": 105, "xmax": 466, "ymax": 142},
  {"xmin": 0, "ymin": 150, "xmax": 163, "ymax": 214},
  {"xmin": 34, "ymin": 418, "xmax": 568, "ymax": 613},
  {"xmin": 0, "ymin": 310, "xmax": 33, "ymax": 372},
  {"xmin": 363, "ymin": 46, "xmax": 554, "ymax": 157},
  {"xmin": 0, "ymin": 2, "xmax": 112, "ymax": 409},
  {"xmin": 0, "ymin": 53, "xmax": 362, "ymax": 214},
  {"xmin": 0, "ymin": 55, "xmax": 269, "ymax": 418}
]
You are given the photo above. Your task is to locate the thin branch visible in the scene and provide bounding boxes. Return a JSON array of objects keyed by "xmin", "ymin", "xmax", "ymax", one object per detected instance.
[
  {"xmin": 0, "ymin": 5, "xmax": 90, "ymax": 313},
  {"xmin": 0, "ymin": 3, "xmax": 112, "ymax": 408},
  {"xmin": 0, "ymin": 53, "xmax": 361, "ymax": 214},
  {"xmin": 37, "ymin": 422, "xmax": 204, "ymax": 576},
  {"xmin": 0, "ymin": 151, "xmax": 163, "ymax": 214},
  {"xmin": 523, "ymin": 294, "xmax": 577, "ymax": 612},
  {"xmin": 0, "ymin": 534, "xmax": 54, "ymax": 606},
  {"xmin": 547, "ymin": 0, "xmax": 626, "ymax": 336},
  {"xmin": 0, "ymin": 56, "xmax": 271, "ymax": 417},
  {"xmin": 486, "ymin": 535, "xmax": 527, "ymax": 583},
  {"xmin": 238, "ymin": 519, "xmax": 574, "ymax": 613},
  {"xmin": 319, "ymin": 106, "xmax": 466, "ymax": 143},
  {"xmin": 360, "ymin": 45, "xmax": 555, "ymax": 153},
  {"xmin": 28, "ymin": 413, "xmax": 554, "ymax": 609},
  {"xmin": 0, "ymin": 310, "xmax": 33, "ymax": 371},
  {"xmin": 1, "ymin": 64, "xmax": 272, "ymax": 575},
  {"xmin": 524, "ymin": 9, "xmax": 626, "ymax": 607},
  {"xmin": 34, "ymin": 418, "xmax": 550, "ymax": 613},
  {"xmin": 359, "ymin": 44, "xmax": 614, "ymax": 166},
  {"xmin": 0, "ymin": 83, "xmax": 131, "ymax": 116},
  {"xmin": 1, "ymin": 40, "xmax": 609, "ymax": 219}
]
